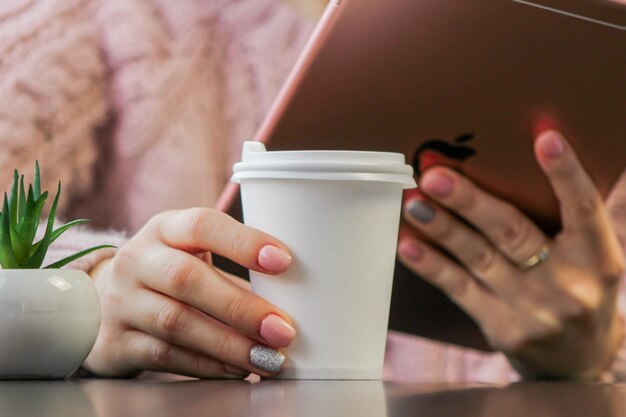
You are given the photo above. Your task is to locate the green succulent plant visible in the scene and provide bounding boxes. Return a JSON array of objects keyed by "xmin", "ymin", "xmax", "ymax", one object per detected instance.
[{"xmin": 0, "ymin": 162, "xmax": 114, "ymax": 269}]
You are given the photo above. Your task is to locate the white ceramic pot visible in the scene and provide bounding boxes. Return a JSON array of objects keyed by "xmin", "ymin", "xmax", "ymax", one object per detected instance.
[{"xmin": 0, "ymin": 269, "xmax": 101, "ymax": 379}]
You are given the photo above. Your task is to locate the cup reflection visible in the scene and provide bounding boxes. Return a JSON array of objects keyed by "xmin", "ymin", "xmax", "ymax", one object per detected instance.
[
  {"xmin": 249, "ymin": 380, "xmax": 387, "ymax": 417},
  {"xmin": 82, "ymin": 379, "xmax": 387, "ymax": 417},
  {"xmin": 0, "ymin": 381, "xmax": 96, "ymax": 417},
  {"xmin": 82, "ymin": 379, "xmax": 253, "ymax": 417}
]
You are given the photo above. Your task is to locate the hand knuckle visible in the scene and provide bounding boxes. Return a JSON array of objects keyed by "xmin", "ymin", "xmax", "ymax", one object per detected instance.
[
  {"xmin": 112, "ymin": 244, "xmax": 135, "ymax": 272},
  {"xmin": 150, "ymin": 342, "xmax": 175, "ymax": 368},
  {"xmin": 467, "ymin": 241, "xmax": 498, "ymax": 274},
  {"xmin": 145, "ymin": 214, "xmax": 161, "ymax": 229},
  {"xmin": 145, "ymin": 211, "xmax": 174, "ymax": 234},
  {"xmin": 155, "ymin": 303, "xmax": 188, "ymax": 340},
  {"xmin": 184, "ymin": 208, "xmax": 216, "ymax": 244},
  {"xmin": 225, "ymin": 295, "xmax": 254, "ymax": 327},
  {"xmin": 166, "ymin": 258, "xmax": 198, "ymax": 293},
  {"xmin": 495, "ymin": 209, "xmax": 530, "ymax": 251},
  {"xmin": 425, "ymin": 267, "xmax": 469, "ymax": 298}
]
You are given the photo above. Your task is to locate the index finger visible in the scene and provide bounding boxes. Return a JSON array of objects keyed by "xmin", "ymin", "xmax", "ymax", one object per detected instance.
[
  {"xmin": 155, "ymin": 208, "xmax": 292, "ymax": 275},
  {"xmin": 136, "ymin": 246, "xmax": 296, "ymax": 349}
]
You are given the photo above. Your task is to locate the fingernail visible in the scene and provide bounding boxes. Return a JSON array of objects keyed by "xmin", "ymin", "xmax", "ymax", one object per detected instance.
[
  {"xmin": 260, "ymin": 314, "xmax": 296, "ymax": 348},
  {"xmin": 258, "ymin": 245, "xmax": 292, "ymax": 273},
  {"xmin": 224, "ymin": 364, "xmax": 250, "ymax": 377},
  {"xmin": 406, "ymin": 199, "xmax": 435, "ymax": 223},
  {"xmin": 249, "ymin": 345, "xmax": 285, "ymax": 373},
  {"xmin": 397, "ymin": 240, "xmax": 424, "ymax": 262},
  {"xmin": 421, "ymin": 171, "xmax": 454, "ymax": 198},
  {"xmin": 537, "ymin": 130, "xmax": 565, "ymax": 159}
]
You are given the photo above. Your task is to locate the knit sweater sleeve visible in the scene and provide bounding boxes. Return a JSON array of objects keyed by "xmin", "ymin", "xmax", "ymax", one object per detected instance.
[
  {"xmin": 0, "ymin": 0, "xmax": 125, "ymax": 271},
  {"xmin": 41, "ymin": 223, "xmax": 127, "ymax": 272}
]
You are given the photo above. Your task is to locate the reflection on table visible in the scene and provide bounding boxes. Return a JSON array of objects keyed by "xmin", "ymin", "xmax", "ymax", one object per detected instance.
[{"xmin": 0, "ymin": 378, "xmax": 624, "ymax": 417}]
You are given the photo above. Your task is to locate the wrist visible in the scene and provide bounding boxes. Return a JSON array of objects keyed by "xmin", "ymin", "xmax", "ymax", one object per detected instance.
[
  {"xmin": 88, "ymin": 257, "xmax": 113, "ymax": 281},
  {"xmin": 509, "ymin": 310, "xmax": 625, "ymax": 381}
]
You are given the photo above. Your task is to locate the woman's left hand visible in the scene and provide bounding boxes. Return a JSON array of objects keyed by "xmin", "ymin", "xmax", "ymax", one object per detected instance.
[{"xmin": 397, "ymin": 130, "xmax": 625, "ymax": 380}]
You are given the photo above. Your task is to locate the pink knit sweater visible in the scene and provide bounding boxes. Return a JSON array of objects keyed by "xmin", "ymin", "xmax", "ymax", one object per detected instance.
[{"xmin": 1, "ymin": 0, "xmax": 625, "ymax": 383}]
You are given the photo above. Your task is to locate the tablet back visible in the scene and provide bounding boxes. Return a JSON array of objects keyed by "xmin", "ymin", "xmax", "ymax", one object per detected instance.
[
  {"xmin": 218, "ymin": 0, "xmax": 626, "ymax": 349},
  {"xmin": 254, "ymin": 0, "xmax": 625, "ymax": 233}
]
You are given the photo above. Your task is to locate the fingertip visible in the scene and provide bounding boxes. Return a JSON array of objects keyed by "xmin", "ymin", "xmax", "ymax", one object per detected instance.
[
  {"xmin": 257, "ymin": 245, "xmax": 292, "ymax": 274},
  {"xmin": 420, "ymin": 168, "xmax": 455, "ymax": 198},
  {"xmin": 259, "ymin": 314, "xmax": 296, "ymax": 348},
  {"xmin": 249, "ymin": 345, "xmax": 286, "ymax": 374},
  {"xmin": 404, "ymin": 197, "xmax": 436, "ymax": 224},
  {"xmin": 397, "ymin": 238, "xmax": 424, "ymax": 263},
  {"xmin": 535, "ymin": 129, "xmax": 566, "ymax": 162}
]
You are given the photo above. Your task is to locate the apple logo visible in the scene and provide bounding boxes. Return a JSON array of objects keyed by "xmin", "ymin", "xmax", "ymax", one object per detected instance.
[{"xmin": 412, "ymin": 133, "xmax": 477, "ymax": 176}]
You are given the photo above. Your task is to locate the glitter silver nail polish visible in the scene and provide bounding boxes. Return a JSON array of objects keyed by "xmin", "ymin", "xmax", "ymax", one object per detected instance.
[{"xmin": 249, "ymin": 345, "xmax": 285, "ymax": 373}]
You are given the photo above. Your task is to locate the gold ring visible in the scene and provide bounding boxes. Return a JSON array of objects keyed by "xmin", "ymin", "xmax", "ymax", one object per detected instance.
[{"xmin": 518, "ymin": 243, "xmax": 550, "ymax": 271}]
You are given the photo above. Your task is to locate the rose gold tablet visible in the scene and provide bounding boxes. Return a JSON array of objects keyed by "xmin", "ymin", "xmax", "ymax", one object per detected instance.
[
  {"xmin": 217, "ymin": 0, "xmax": 626, "ymax": 349},
  {"xmin": 219, "ymin": 0, "xmax": 625, "ymax": 229}
]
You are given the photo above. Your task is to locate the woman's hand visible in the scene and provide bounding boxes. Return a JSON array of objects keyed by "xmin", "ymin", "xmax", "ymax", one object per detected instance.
[
  {"xmin": 83, "ymin": 208, "xmax": 296, "ymax": 379},
  {"xmin": 397, "ymin": 130, "xmax": 625, "ymax": 380}
]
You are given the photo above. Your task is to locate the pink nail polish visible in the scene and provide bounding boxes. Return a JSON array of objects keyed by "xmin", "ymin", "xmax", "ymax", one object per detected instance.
[
  {"xmin": 537, "ymin": 130, "xmax": 565, "ymax": 159},
  {"xmin": 421, "ymin": 171, "xmax": 454, "ymax": 198},
  {"xmin": 258, "ymin": 245, "xmax": 292, "ymax": 273},
  {"xmin": 259, "ymin": 314, "xmax": 296, "ymax": 348}
]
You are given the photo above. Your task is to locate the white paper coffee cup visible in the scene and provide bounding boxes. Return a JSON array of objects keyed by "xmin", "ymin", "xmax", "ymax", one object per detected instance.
[{"xmin": 232, "ymin": 142, "xmax": 416, "ymax": 379}]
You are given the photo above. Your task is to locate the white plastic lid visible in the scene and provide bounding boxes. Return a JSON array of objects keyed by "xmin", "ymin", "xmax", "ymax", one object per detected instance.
[{"xmin": 231, "ymin": 141, "xmax": 417, "ymax": 189}]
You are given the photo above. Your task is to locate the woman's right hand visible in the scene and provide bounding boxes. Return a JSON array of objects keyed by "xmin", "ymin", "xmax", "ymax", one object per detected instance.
[{"xmin": 82, "ymin": 208, "xmax": 296, "ymax": 379}]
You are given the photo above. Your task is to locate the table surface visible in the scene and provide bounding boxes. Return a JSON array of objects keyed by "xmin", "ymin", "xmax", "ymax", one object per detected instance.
[{"xmin": 2, "ymin": 379, "xmax": 625, "ymax": 417}]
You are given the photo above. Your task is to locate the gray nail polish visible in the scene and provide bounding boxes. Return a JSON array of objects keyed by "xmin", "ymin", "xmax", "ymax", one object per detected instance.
[
  {"xmin": 249, "ymin": 345, "xmax": 285, "ymax": 373},
  {"xmin": 407, "ymin": 200, "xmax": 435, "ymax": 223}
]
